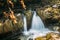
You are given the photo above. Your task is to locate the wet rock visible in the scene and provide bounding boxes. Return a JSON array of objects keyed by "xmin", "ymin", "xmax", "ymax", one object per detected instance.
[
  {"xmin": 25, "ymin": 10, "xmax": 33, "ymax": 30},
  {"xmin": 53, "ymin": 26, "xmax": 60, "ymax": 31},
  {"xmin": 35, "ymin": 32, "xmax": 60, "ymax": 40}
]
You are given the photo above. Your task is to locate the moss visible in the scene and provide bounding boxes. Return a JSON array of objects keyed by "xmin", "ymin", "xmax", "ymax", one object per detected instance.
[
  {"xmin": 35, "ymin": 37, "xmax": 46, "ymax": 40},
  {"xmin": 46, "ymin": 33, "xmax": 51, "ymax": 40}
]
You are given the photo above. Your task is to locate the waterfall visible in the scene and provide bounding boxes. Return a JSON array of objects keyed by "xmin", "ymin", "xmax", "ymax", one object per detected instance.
[
  {"xmin": 31, "ymin": 11, "xmax": 45, "ymax": 30},
  {"xmin": 28, "ymin": 11, "xmax": 52, "ymax": 36},
  {"xmin": 24, "ymin": 16, "xmax": 27, "ymax": 31},
  {"xmin": 23, "ymin": 11, "xmax": 59, "ymax": 39},
  {"xmin": 23, "ymin": 15, "xmax": 28, "ymax": 35}
]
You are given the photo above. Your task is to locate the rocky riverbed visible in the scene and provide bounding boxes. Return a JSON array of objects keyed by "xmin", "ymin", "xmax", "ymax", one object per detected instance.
[{"xmin": 35, "ymin": 32, "xmax": 60, "ymax": 40}]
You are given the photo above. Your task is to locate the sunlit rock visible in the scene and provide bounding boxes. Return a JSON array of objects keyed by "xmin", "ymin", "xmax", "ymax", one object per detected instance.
[
  {"xmin": 0, "ymin": 21, "xmax": 3, "ymax": 34},
  {"xmin": 35, "ymin": 32, "xmax": 60, "ymax": 40},
  {"xmin": 35, "ymin": 37, "xmax": 46, "ymax": 40}
]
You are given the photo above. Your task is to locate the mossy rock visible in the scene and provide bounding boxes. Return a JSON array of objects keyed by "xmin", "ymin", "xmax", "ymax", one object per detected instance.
[
  {"xmin": 35, "ymin": 37, "xmax": 46, "ymax": 40},
  {"xmin": 46, "ymin": 33, "xmax": 51, "ymax": 40},
  {"xmin": 3, "ymin": 19, "xmax": 14, "ymax": 33},
  {"xmin": 0, "ymin": 13, "xmax": 24, "ymax": 34}
]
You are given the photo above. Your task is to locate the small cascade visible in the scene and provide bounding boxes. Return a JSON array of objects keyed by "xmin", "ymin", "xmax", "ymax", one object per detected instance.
[
  {"xmin": 28, "ymin": 11, "xmax": 52, "ymax": 36},
  {"xmin": 23, "ymin": 15, "xmax": 28, "ymax": 35},
  {"xmin": 23, "ymin": 11, "xmax": 59, "ymax": 40},
  {"xmin": 31, "ymin": 11, "xmax": 45, "ymax": 30},
  {"xmin": 24, "ymin": 16, "xmax": 27, "ymax": 31}
]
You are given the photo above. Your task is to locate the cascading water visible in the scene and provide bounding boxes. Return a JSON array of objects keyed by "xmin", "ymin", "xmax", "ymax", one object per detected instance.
[
  {"xmin": 28, "ymin": 11, "xmax": 52, "ymax": 37},
  {"xmin": 23, "ymin": 15, "xmax": 28, "ymax": 35},
  {"xmin": 23, "ymin": 11, "xmax": 50, "ymax": 35},
  {"xmin": 24, "ymin": 16, "xmax": 27, "ymax": 31},
  {"xmin": 23, "ymin": 11, "xmax": 59, "ymax": 40},
  {"xmin": 31, "ymin": 11, "xmax": 46, "ymax": 30}
]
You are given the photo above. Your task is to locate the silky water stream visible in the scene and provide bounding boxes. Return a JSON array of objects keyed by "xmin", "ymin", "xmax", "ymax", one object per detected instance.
[{"xmin": 23, "ymin": 11, "xmax": 59, "ymax": 40}]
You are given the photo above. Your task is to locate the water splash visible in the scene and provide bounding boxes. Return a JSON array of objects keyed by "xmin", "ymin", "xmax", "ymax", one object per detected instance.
[
  {"xmin": 23, "ymin": 11, "xmax": 59, "ymax": 40},
  {"xmin": 28, "ymin": 11, "xmax": 52, "ymax": 36}
]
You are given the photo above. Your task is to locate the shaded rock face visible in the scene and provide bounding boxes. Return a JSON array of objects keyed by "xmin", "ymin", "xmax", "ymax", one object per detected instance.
[
  {"xmin": 25, "ymin": 10, "xmax": 33, "ymax": 30},
  {"xmin": 0, "ymin": 13, "xmax": 24, "ymax": 34},
  {"xmin": 0, "ymin": 13, "xmax": 25, "ymax": 40}
]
